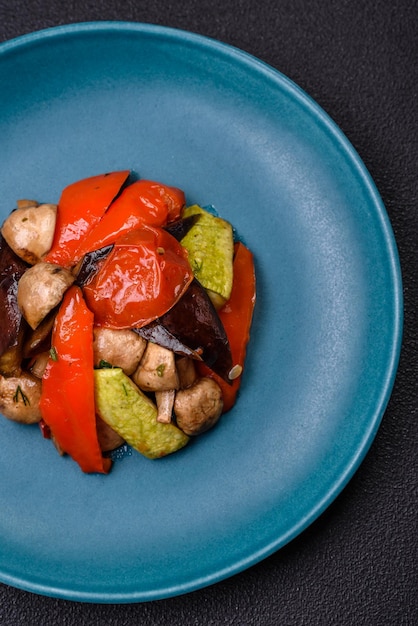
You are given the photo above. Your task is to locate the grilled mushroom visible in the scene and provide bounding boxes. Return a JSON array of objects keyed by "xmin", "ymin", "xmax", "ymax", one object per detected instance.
[
  {"xmin": 174, "ymin": 377, "xmax": 223, "ymax": 435},
  {"xmin": 17, "ymin": 262, "xmax": 75, "ymax": 329},
  {"xmin": 1, "ymin": 203, "xmax": 57, "ymax": 265},
  {"xmin": 0, "ymin": 372, "xmax": 42, "ymax": 424},
  {"xmin": 93, "ymin": 328, "xmax": 147, "ymax": 375},
  {"xmin": 133, "ymin": 342, "xmax": 179, "ymax": 392}
]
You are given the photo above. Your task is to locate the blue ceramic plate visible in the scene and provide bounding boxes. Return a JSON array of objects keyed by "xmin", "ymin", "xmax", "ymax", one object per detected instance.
[{"xmin": 0, "ymin": 23, "xmax": 402, "ymax": 602}]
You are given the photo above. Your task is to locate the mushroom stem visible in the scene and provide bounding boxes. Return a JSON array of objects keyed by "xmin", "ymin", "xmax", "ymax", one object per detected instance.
[
  {"xmin": 155, "ymin": 390, "xmax": 175, "ymax": 423},
  {"xmin": 133, "ymin": 342, "xmax": 179, "ymax": 392}
]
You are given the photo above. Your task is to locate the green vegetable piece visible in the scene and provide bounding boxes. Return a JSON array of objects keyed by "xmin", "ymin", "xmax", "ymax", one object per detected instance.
[
  {"xmin": 181, "ymin": 205, "xmax": 234, "ymax": 303},
  {"xmin": 94, "ymin": 368, "xmax": 189, "ymax": 459}
]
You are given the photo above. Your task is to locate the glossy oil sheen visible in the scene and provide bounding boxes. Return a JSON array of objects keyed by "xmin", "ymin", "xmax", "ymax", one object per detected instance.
[
  {"xmin": 0, "ymin": 238, "xmax": 28, "ymax": 354},
  {"xmin": 0, "ymin": 22, "xmax": 403, "ymax": 602}
]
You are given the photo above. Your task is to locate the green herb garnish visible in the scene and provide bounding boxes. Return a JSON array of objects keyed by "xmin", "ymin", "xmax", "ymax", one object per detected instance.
[
  {"xmin": 156, "ymin": 363, "xmax": 166, "ymax": 377},
  {"xmin": 13, "ymin": 385, "xmax": 30, "ymax": 406},
  {"xmin": 98, "ymin": 359, "xmax": 113, "ymax": 369}
]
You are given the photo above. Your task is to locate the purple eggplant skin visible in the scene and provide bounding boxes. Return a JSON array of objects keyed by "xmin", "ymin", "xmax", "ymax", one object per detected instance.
[
  {"xmin": 0, "ymin": 233, "xmax": 29, "ymax": 280},
  {"xmin": 135, "ymin": 279, "xmax": 233, "ymax": 383},
  {"xmin": 0, "ymin": 235, "xmax": 29, "ymax": 373},
  {"xmin": 0, "ymin": 274, "xmax": 23, "ymax": 356},
  {"xmin": 134, "ymin": 322, "xmax": 199, "ymax": 360},
  {"xmin": 164, "ymin": 214, "xmax": 200, "ymax": 241},
  {"xmin": 23, "ymin": 309, "xmax": 56, "ymax": 359},
  {"xmin": 75, "ymin": 245, "xmax": 113, "ymax": 286}
]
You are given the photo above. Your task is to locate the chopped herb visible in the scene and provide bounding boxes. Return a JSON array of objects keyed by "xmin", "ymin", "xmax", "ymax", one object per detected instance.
[
  {"xmin": 49, "ymin": 346, "xmax": 58, "ymax": 361},
  {"xmin": 192, "ymin": 259, "xmax": 203, "ymax": 273},
  {"xmin": 98, "ymin": 359, "xmax": 113, "ymax": 369},
  {"xmin": 156, "ymin": 363, "xmax": 166, "ymax": 377},
  {"xmin": 13, "ymin": 385, "xmax": 30, "ymax": 406}
]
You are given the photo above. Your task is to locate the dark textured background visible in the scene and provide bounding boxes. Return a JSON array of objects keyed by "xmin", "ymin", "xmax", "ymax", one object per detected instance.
[{"xmin": 0, "ymin": 1, "xmax": 417, "ymax": 624}]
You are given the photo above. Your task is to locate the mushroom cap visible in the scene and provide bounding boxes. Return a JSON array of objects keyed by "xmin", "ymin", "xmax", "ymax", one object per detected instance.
[
  {"xmin": 1, "ymin": 203, "xmax": 57, "ymax": 265},
  {"xmin": 93, "ymin": 327, "xmax": 147, "ymax": 375},
  {"xmin": 0, "ymin": 372, "xmax": 42, "ymax": 424},
  {"xmin": 174, "ymin": 377, "xmax": 223, "ymax": 436},
  {"xmin": 17, "ymin": 262, "xmax": 75, "ymax": 330}
]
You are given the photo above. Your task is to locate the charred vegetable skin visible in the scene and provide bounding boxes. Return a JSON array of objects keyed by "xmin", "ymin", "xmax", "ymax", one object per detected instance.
[
  {"xmin": 0, "ymin": 171, "xmax": 256, "ymax": 474},
  {"xmin": 0, "ymin": 235, "xmax": 29, "ymax": 375}
]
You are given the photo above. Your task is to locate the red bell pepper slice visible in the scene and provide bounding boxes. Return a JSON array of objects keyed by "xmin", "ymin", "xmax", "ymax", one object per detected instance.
[
  {"xmin": 82, "ymin": 225, "xmax": 194, "ymax": 329},
  {"xmin": 75, "ymin": 180, "xmax": 185, "ymax": 257},
  {"xmin": 44, "ymin": 170, "xmax": 130, "ymax": 267},
  {"xmin": 39, "ymin": 285, "xmax": 111, "ymax": 474},
  {"xmin": 198, "ymin": 242, "xmax": 256, "ymax": 412}
]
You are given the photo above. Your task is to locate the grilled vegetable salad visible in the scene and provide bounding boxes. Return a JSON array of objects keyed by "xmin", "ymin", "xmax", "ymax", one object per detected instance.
[{"xmin": 0, "ymin": 171, "xmax": 256, "ymax": 474}]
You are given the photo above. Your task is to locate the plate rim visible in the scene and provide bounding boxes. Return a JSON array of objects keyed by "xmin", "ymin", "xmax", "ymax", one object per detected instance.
[{"xmin": 0, "ymin": 21, "xmax": 403, "ymax": 603}]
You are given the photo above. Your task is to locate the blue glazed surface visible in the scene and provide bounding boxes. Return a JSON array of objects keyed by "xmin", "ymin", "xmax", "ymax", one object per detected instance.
[{"xmin": 0, "ymin": 22, "xmax": 402, "ymax": 602}]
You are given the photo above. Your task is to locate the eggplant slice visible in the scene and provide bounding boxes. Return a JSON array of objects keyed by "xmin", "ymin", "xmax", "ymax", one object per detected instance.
[
  {"xmin": 0, "ymin": 235, "xmax": 30, "ymax": 374},
  {"xmin": 76, "ymin": 245, "xmax": 113, "ymax": 286},
  {"xmin": 135, "ymin": 279, "xmax": 233, "ymax": 383}
]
